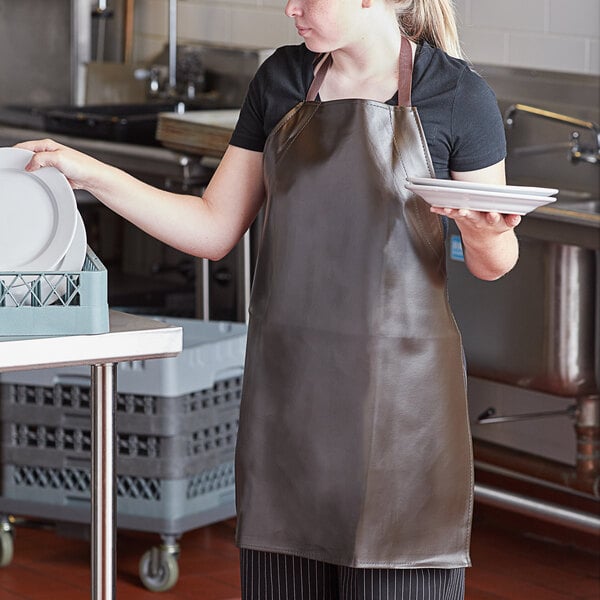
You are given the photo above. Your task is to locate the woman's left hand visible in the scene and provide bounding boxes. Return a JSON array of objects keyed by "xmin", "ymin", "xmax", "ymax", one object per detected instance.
[
  {"xmin": 429, "ymin": 206, "xmax": 521, "ymax": 235},
  {"xmin": 430, "ymin": 205, "xmax": 521, "ymax": 281}
]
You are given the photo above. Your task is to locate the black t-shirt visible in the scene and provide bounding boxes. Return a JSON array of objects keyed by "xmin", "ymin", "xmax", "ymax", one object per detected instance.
[{"xmin": 230, "ymin": 42, "xmax": 506, "ymax": 179}]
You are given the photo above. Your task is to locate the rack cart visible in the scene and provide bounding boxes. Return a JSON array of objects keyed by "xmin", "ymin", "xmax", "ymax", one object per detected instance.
[{"xmin": 0, "ymin": 316, "xmax": 246, "ymax": 592}]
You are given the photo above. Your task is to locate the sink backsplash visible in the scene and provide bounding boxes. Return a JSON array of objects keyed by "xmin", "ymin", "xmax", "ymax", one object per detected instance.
[{"xmin": 476, "ymin": 64, "xmax": 599, "ymax": 197}]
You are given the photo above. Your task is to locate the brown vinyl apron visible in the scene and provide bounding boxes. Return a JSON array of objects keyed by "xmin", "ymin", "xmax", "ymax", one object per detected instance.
[{"xmin": 235, "ymin": 37, "xmax": 473, "ymax": 569}]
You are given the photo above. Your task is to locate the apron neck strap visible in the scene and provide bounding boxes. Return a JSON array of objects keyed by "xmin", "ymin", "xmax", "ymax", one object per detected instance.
[
  {"xmin": 306, "ymin": 36, "xmax": 414, "ymax": 106},
  {"xmin": 397, "ymin": 36, "xmax": 413, "ymax": 107}
]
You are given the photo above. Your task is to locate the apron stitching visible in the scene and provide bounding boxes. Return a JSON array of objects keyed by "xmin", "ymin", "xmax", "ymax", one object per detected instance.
[
  {"xmin": 410, "ymin": 107, "xmax": 446, "ymax": 247},
  {"xmin": 269, "ymin": 101, "xmax": 305, "ymax": 140},
  {"xmin": 268, "ymin": 103, "xmax": 320, "ymax": 167},
  {"xmin": 388, "ymin": 108, "xmax": 442, "ymax": 261},
  {"xmin": 405, "ymin": 105, "xmax": 472, "ymax": 557},
  {"xmin": 237, "ymin": 540, "xmax": 469, "ymax": 568}
]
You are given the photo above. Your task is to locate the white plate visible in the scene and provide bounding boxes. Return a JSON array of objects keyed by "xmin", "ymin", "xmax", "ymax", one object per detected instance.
[
  {"xmin": 1, "ymin": 212, "xmax": 87, "ymax": 306},
  {"xmin": 0, "ymin": 147, "xmax": 77, "ymax": 271},
  {"xmin": 408, "ymin": 177, "xmax": 558, "ymax": 197},
  {"xmin": 405, "ymin": 182, "xmax": 557, "ymax": 215}
]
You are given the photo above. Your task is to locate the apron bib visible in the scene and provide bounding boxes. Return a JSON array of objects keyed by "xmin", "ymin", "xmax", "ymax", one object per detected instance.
[{"xmin": 235, "ymin": 37, "xmax": 473, "ymax": 568}]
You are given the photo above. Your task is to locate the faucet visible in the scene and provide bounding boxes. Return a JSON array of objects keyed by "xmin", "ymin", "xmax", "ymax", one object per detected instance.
[
  {"xmin": 134, "ymin": 0, "xmax": 180, "ymax": 100},
  {"xmin": 504, "ymin": 103, "xmax": 600, "ymax": 165}
]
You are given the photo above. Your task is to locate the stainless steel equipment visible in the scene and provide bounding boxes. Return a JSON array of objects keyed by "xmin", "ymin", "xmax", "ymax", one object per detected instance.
[
  {"xmin": 443, "ymin": 65, "xmax": 600, "ymax": 524},
  {"xmin": 447, "ymin": 223, "xmax": 597, "ymax": 397}
]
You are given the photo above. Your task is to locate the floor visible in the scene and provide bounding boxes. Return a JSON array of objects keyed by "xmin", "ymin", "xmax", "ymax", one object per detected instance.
[{"xmin": 0, "ymin": 505, "xmax": 597, "ymax": 600}]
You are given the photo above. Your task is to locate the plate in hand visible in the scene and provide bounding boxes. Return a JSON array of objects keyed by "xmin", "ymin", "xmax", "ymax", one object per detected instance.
[{"xmin": 405, "ymin": 182, "xmax": 557, "ymax": 215}]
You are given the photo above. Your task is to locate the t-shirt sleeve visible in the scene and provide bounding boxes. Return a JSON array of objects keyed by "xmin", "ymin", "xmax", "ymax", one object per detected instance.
[
  {"xmin": 229, "ymin": 68, "xmax": 267, "ymax": 152},
  {"xmin": 449, "ymin": 68, "xmax": 506, "ymax": 172}
]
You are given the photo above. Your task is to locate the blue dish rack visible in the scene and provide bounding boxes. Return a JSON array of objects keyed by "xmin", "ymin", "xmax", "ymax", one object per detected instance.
[
  {"xmin": 0, "ymin": 247, "xmax": 109, "ymax": 337},
  {"xmin": 0, "ymin": 317, "xmax": 247, "ymax": 592}
]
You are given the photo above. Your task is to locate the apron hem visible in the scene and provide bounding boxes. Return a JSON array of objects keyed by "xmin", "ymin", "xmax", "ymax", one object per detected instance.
[{"xmin": 235, "ymin": 537, "xmax": 471, "ymax": 570}]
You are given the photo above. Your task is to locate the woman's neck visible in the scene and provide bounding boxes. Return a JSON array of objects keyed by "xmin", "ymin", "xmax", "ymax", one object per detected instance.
[{"xmin": 319, "ymin": 14, "xmax": 412, "ymax": 102}]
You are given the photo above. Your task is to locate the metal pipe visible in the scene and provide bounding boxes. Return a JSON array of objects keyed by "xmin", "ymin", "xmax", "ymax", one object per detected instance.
[
  {"xmin": 91, "ymin": 363, "xmax": 117, "ymax": 600},
  {"xmin": 473, "ymin": 439, "xmax": 600, "ymax": 498},
  {"xmin": 505, "ymin": 103, "xmax": 600, "ymax": 139},
  {"xmin": 242, "ymin": 230, "xmax": 251, "ymax": 324},
  {"xmin": 201, "ymin": 257, "xmax": 210, "ymax": 320},
  {"xmin": 168, "ymin": 0, "xmax": 178, "ymax": 93},
  {"xmin": 71, "ymin": 0, "xmax": 93, "ymax": 105},
  {"xmin": 474, "ymin": 460, "xmax": 595, "ymax": 500},
  {"xmin": 475, "ymin": 483, "xmax": 600, "ymax": 535},
  {"xmin": 576, "ymin": 395, "xmax": 600, "ymax": 478}
]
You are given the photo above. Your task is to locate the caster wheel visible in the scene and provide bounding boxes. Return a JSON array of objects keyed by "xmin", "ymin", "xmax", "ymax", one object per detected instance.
[
  {"xmin": 0, "ymin": 530, "xmax": 14, "ymax": 568},
  {"xmin": 139, "ymin": 547, "xmax": 179, "ymax": 592}
]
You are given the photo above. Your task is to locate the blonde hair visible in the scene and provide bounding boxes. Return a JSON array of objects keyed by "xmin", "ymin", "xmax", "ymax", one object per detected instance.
[{"xmin": 393, "ymin": 0, "xmax": 463, "ymax": 59}]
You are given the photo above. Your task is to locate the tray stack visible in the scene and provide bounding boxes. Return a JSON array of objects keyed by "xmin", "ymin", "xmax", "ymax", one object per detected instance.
[
  {"xmin": 156, "ymin": 109, "xmax": 239, "ymax": 158},
  {"xmin": 0, "ymin": 317, "xmax": 247, "ymax": 534}
]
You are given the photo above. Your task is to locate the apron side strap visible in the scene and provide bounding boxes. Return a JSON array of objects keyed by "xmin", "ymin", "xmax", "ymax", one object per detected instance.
[
  {"xmin": 306, "ymin": 54, "xmax": 332, "ymax": 102},
  {"xmin": 398, "ymin": 36, "xmax": 413, "ymax": 107}
]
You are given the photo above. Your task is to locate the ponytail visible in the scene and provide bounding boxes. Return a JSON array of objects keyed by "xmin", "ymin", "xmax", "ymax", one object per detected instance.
[{"xmin": 394, "ymin": 0, "xmax": 463, "ymax": 59}]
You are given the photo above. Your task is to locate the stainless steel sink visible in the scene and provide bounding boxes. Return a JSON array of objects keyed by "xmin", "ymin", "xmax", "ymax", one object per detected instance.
[
  {"xmin": 446, "ymin": 221, "xmax": 597, "ymax": 397},
  {"xmin": 552, "ymin": 189, "xmax": 600, "ymax": 215},
  {"xmin": 563, "ymin": 200, "xmax": 600, "ymax": 214}
]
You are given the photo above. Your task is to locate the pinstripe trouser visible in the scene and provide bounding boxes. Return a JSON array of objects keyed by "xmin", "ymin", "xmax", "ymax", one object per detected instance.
[{"xmin": 240, "ymin": 549, "xmax": 465, "ymax": 600}]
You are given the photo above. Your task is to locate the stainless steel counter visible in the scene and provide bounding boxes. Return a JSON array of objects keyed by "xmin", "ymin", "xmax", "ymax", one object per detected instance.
[
  {"xmin": 518, "ymin": 201, "xmax": 600, "ymax": 250},
  {"xmin": 0, "ymin": 311, "xmax": 183, "ymax": 600},
  {"xmin": 0, "ymin": 124, "xmax": 212, "ymax": 182}
]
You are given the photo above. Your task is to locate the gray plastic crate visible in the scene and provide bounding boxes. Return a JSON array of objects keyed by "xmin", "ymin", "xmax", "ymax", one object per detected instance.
[
  {"xmin": 0, "ymin": 247, "xmax": 109, "ymax": 336},
  {"xmin": 0, "ymin": 318, "xmax": 247, "ymax": 479},
  {"xmin": 1, "ymin": 461, "xmax": 235, "ymax": 534},
  {"xmin": 0, "ymin": 372, "xmax": 242, "ymax": 436},
  {"xmin": 0, "ymin": 398, "xmax": 239, "ymax": 479}
]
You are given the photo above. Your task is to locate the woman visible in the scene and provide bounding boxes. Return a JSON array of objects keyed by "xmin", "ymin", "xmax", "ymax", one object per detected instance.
[{"xmin": 19, "ymin": 1, "xmax": 520, "ymax": 598}]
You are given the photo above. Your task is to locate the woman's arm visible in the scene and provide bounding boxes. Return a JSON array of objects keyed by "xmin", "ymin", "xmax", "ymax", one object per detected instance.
[
  {"xmin": 430, "ymin": 160, "xmax": 521, "ymax": 281},
  {"xmin": 16, "ymin": 140, "xmax": 265, "ymax": 261}
]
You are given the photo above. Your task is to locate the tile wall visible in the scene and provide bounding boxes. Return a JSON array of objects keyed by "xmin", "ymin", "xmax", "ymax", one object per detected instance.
[{"xmin": 132, "ymin": 0, "xmax": 599, "ymax": 75}]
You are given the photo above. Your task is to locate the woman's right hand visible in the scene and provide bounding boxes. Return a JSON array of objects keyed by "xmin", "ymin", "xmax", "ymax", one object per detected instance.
[{"xmin": 15, "ymin": 139, "xmax": 110, "ymax": 192}]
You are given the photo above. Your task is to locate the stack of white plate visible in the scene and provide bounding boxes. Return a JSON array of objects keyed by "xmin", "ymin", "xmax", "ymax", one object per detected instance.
[
  {"xmin": 0, "ymin": 147, "xmax": 88, "ymax": 306},
  {"xmin": 405, "ymin": 177, "xmax": 558, "ymax": 215}
]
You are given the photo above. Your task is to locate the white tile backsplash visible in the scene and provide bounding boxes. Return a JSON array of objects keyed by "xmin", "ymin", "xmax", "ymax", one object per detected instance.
[
  {"xmin": 134, "ymin": 0, "xmax": 600, "ymax": 75},
  {"xmin": 135, "ymin": 0, "xmax": 168, "ymax": 38},
  {"xmin": 470, "ymin": 0, "xmax": 546, "ymax": 33},
  {"xmin": 178, "ymin": 3, "xmax": 232, "ymax": 44},
  {"xmin": 459, "ymin": 28, "xmax": 507, "ymax": 66},
  {"xmin": 548, "ymin": 0, "xmax": 600, "ymax": 37},
  {"xmin": 231, "ymin": 7, "xmax": 296, "ymax": 47},
  {"xmin": 588, "ymin": 39, "xmax": 600, "ymax": 73},
  {"xmin": 508, "ymin": 33, "xmax": 588, "ymax": 73}
]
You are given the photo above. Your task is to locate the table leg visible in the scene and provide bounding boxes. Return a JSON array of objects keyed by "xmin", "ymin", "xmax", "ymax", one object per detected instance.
[{"xmin": 91, "ymin": 363, "xmax": 117, "ymax": 600}]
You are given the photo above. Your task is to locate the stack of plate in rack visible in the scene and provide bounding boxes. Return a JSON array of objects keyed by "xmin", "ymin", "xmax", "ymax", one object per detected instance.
[
  {"xmin": 0, "ymin": 147, "xmax": 88, "ymax": 306},
  {"xmin": 405, "ymin": 177, "xmax": 558, "ymax": 215}
]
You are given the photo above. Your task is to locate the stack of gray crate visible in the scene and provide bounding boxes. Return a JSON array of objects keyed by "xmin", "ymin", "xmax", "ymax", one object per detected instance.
[{"xmin": 0, "ymin": 318, "xmax": 247, "ymax": 536}]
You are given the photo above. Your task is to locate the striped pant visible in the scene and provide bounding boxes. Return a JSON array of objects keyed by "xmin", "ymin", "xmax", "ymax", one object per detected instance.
[{"xmin": 240, "ymin": 549, "xmax": 465, "ymax": 600}]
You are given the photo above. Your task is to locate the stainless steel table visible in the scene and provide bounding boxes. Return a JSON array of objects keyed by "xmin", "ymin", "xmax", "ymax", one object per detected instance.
[{"xmin": 0, "ymin": 311, "xmax": 183, "ymax": 600}]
